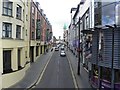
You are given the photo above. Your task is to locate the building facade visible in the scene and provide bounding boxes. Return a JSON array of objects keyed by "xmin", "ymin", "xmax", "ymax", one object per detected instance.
[
  {"xmin": 0, "ymin": 0, "xmax": 52, "ymax": 88},
  {"xmin": 0, "ymin": 0, "xmax": 31, "ymax": 88},
  {"xmin": 69, "ymin": 0, "xmax": 120, "ymax": 89}
]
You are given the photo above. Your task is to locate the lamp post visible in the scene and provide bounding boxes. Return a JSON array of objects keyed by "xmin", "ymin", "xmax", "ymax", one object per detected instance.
[
  {"xmin": 94, "ymin": 25, "xmax": 103, "ymax": 89},
  {"xmin": 77, "ymin": 17, "xmax": 81, "ymax": 75}
]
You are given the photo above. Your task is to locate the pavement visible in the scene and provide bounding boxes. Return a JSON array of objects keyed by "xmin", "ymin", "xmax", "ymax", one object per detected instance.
[
  {"xmin": 6, "ymin": 47, "xmax": 92, "ymax": 89},
  {"xmin": 66, "ymin": 49, "xmax": 92, "ymax": 89},
  {"xmin": 9, "ymin": 49, "xmax": 54, "ymax": 89}
]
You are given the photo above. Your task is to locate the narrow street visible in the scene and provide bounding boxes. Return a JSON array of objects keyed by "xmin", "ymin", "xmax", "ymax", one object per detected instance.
[{"xmin": 34, "ymin": 50, "xmax": 75, "ymax": 88}]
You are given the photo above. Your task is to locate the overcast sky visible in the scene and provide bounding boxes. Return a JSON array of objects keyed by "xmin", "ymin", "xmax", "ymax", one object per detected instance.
[{"xmin": 37, "ymin": 0, "xmax": 80, "ymax": 39}]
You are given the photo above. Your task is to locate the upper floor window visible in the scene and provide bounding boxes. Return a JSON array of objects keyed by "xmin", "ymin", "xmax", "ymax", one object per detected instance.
[
  {"xmin": 32, "ymin": 17, "xmax": 35, "ymax": 27},
  {"xmin": 16, "ymin": 25, "xmax": 21, "ymax": 39},
  {"xmin": 16, "ymin": 5, "xmax": 22, "ymax": 20},
  {"xmin": 3, "ymin": 1, "xmax": 12, "ymax": 16},
  {"xmin": 86, "ymin": 16, "xmax": 89, "ymax": 29},
  {"xmin": 32, "ymin": 6, "xmax": 35, "ymax": 14},
  {"xmin": 32, "ymin": 31, "xmax": 35, "ymax": 39},
  {"xmin": 2, "ymin": 22, "xmax": 12, "ymax": 38}
]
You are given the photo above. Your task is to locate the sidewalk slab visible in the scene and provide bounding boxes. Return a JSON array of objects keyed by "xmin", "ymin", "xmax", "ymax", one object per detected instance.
[
  {"xmin": 66, "ymin": 49, "xmax": 92, "ymax": 89},
  {"xmin": 9, "ymin": 50, "xmax": 54, "ymax": 88}
]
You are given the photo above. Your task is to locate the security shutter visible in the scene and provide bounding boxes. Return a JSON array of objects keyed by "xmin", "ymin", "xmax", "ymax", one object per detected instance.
[
  {"xmin": 99, "ymin": 29, "xmax": 112, "ymax": 67},
  {"xmin": 113, "ymin": 29, "xmax": 120, "ymax": 69}
]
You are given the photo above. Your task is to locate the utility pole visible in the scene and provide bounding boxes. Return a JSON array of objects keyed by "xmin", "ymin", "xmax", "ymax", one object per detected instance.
[{"xmin": 77, "ymin": 17, "xmax": 81, "ymax": 75}]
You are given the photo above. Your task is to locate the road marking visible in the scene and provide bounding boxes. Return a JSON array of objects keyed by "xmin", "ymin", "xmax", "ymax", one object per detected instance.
[
  {"xmin": 66, "ymin": 52, "xmax": 79, "ymax": 89},
  {"xmin": 57, "ymin": 57, "xmax": 60, "ymax": 87},
  {"xmin": 84, "ymin": 67, "xmax": 89, "ymax": 73},
  {"xmin": 34, "ymin": 52, "xmax": 54, "ymax": 86}
]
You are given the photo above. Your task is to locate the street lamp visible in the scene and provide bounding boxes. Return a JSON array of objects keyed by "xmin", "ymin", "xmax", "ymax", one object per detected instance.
[
  {"xmin": 94, "ymin": 25, "xmax": 104, "ymax": 89},
  {"xmin": 77, "ymin": 17, "xmax": 81, "ymax": 75}
]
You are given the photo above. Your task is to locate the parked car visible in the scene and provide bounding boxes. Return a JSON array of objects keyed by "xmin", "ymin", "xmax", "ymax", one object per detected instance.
[
  {"xmin": 55, "ymin": 47, "xmax": 59, "ymax": 51},
  {"xmin": 60, "ymin": 50, "xmax": 66, "ymax": 56}
]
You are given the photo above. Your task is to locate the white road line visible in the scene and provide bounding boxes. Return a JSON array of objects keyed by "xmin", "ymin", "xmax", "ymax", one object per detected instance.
[
  {"xmin": 66, "ymin": 52, "xmax": 78, "ymax": 89},
  {"xmin": 35, "ymin": 52, "xmax": 54, "ymax": 85},
  {"xmin": 57, "ymin": 58, "xmax": 60, "ymax": 87},
  {"xmin": 84, "ymin": 67, "xmax": 89, "ymax": 73}
]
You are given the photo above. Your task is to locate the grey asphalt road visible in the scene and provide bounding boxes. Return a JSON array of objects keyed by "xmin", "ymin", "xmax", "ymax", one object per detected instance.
[{"xmin": 34, "ymin": 50, "xmax": 75, "ymax": 88}]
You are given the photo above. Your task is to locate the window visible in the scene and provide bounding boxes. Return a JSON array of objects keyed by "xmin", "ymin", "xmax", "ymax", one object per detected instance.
[
  {"xmin": 26, "ymin": 29, "xmax": 27, "ymax": 36},
  {"xmin": 94, "ymin": 2, "xmax": 102, "ymax": 26},
  {"xmin": 32, "ymin": 32, "xmax": 34, "ymax": 39},
  {"xmin": 86, "ymin": 16, "xmax": 89, "ymax": 29},
  {"xmin": 23, "ymin": 9, "xmax": 24, "ymax": 22},
  {"xmin": 16, "ymin": 5, "xmax": 22, "ymax": 20},
  {"xmin": 27, "ymin": 0, "xmax": 28, "ymax": 6},
  {"xmin": 32, "ymin": 17, "xmax": 35, "ymax": 27},
  {"xmin": 32, "ymin": 6, "xmax": 35, "ymax": 14},
  {"xmin": 3, "ymin": 0, "xmax": 12, "ymax": 16},
  {"xmin": 3, "ymin": 50, "xmax": 12, "ymax": 73},
  {"xmin": 36, "ymin": 19, "xmax": 41, "ymax": 39},
  {"xmin": 102, "ymin": 3, "xmax": 116, "ymax": 26},
  {"xmin": 16, "ymin": 25, "xmax": 21, "ymax": 39},
  {"xmin": 22, "ymin": 27, "xmax": 24, "ymax": 39},
  {"xmin": 26, "ymin": 15, "xmax": 28, "ymax": 21},
  {"xmin": 2, "ymin": 22, "xmax": 12, "ymax": 38}
]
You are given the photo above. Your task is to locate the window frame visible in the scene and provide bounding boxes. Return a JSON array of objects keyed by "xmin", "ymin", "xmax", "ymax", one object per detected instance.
[
  {"xmin": 16, "ymin": 4, "xmax": 22, "ymax": 20},
  {"xmin": 2, "ymin": 22, "xmax": 12, "ymax": 38},
  {"xmin": 16, "ymin": 25, "xmax": 21, "ymax": 39},
  {"xmin": 2, "ymin": 1, "xmax": 13, "ymax": 16}
]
